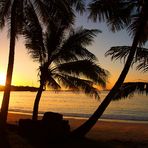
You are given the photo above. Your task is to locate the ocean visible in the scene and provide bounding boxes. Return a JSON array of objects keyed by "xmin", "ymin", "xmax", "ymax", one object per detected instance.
[{"xmin": 0, "ymin": 91, "xmax": 148, "ymax": 122}]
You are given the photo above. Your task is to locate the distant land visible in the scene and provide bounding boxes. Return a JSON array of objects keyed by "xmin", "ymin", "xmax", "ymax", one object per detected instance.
[
  {"xmin": 0, "ymin": 85, "xmax": 110, "ymax": 92},
  {"xmin": 0, "ymin": 85, "xmax": 38, "ymax": 91}
]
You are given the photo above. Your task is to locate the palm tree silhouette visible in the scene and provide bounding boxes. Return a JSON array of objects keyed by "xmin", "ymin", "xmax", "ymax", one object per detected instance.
[
  {"xmin": 0, "ymin": 1, "xmax": 25, "ymax": 146},
  {"xmin": 72, "ymin": 0, "xmax": 148, "ymax": 137},
  {"xmin": 106, "ymin": 46, "xmax": 148, "ymax": 72},
  {"xmin": 106, "ymin": 46, "xmax": 148, "ymax": 99},
  {"xmin": 23, "ymin": 6, "xmax": 108, "ymax": 120},
  {"xmin": 0, "ymin": 0, "xmax": 24, "ymax": 127},
  {"xmin": 0, "ymin": 0, "xmax": 77, "ymax": 126},
  {"xmin": 0, "ymin": 0, "xmax": 84, "ymax": 146},
  {"xmin": 111, "ymin": 82, "xmax": 148, "ymax": 100}
]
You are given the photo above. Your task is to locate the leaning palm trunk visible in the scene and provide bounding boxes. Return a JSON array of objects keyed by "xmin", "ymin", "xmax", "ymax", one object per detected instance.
[
  {"xmin": 0, "ymin": 1, "xmax": 17, "ymax": 127},
  {"xmin": 32, "ymin": 82, "xmax": 44, "ymax": 121},
  {"xmin": 71, "ymin": 3, "xmax": 148, "ymax": 137},
  {"xmin": 71, "ymin": 43, "xmax": 137, "ymax": 137}
]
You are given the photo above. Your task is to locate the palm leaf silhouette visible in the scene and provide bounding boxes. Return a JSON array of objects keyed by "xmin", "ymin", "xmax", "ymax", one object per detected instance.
[{"xmin": 113, "ymin": 82, "xmax": 148, "ymax": 100}]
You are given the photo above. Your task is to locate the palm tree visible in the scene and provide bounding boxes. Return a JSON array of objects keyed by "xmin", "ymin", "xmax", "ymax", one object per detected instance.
[
  {"xmin": 0, "ymin": 0, "xmax": 25, "ymax": 128},
  {"xmin": 0, "ymin": 1, "xmax": 24, "ymax": 146},
  {"xmin": 72, "ymin": 0, "xmax": 148, "ymax": 137},
  {"xmin": 0, "ymin": 0, "xmax": 75, "ymax": 126},
  {"xmin": 33, "ymin": 58, "xmax": 108, "ymax": 120},
  {"xmin": 106, "ymin": 45, "xmax": 148, "ymax": 99},
  {"xmin": 0, "ymin": 0, "xmax": 84, "ymax": 145},
  {"xmin": 105, "ymin": 46, "xmax": 148, "ymax": 72},
  {"xmin": 106, "ymin": 46, "xmax": 148, "ymax": 99},
  {"xmin": 23, "ymin": 8, "xmax": 108, "ymax": 120},
  {"xmin": 112, "ymin": 82, "xmax": 148, "ymax": 100}
]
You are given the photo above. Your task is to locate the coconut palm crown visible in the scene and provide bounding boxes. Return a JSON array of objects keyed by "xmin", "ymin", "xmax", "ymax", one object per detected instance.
[
  {"xmin": 23, "ymin": 6, "xmax": 109, "ymax": 120},
  {"xmin": 105, "ymin": 45, "xmax": 148, "ymax": 100},
  {"xmin": 0, "ymin": 0, "xmax": 83, "ymax": 126},
  {"xmin": 105, "ymin": 46, "xmax": 148, "ymax": 72},
  {"xmin": 71, "ymin": 0, "xmax": 148, "ymax": 137}
]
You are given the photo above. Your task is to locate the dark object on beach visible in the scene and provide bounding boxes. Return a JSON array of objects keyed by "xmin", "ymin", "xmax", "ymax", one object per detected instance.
[
  {"xmin": 42, "ymin": 112, "xmax": 63, "ymax": 122},
  {"xmin": 18, "ymin": 112, "xmax": 70, "ymax": 143}
]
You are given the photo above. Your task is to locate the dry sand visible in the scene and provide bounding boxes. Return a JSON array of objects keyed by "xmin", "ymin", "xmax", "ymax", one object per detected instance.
[{"xmin": 7, "ymin": 112, "xmax": 148, "ymax": 147}]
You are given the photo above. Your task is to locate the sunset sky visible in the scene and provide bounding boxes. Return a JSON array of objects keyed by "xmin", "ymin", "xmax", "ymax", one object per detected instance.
[{"xmin": 0, "ymin": 13, "xmax": 148, "ymax": 89}]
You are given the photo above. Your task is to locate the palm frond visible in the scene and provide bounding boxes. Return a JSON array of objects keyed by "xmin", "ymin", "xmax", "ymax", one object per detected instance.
[
  {"xmin": 88, "ymin": 0, "xmax": 116, "ymax": 22},
  {"xmin": 50, "ymin": 27, "xmax": 100, "ymax": 63},
  {"xmin": 44, "ymin": 20, "xmax": 69, "ymax": 61},
  {"xmin": 105, "ymin": 46, "xmax": 148, "ymax": 72},
  {"xmin": 61, "ymin": 28, "xmax": 99, "ymax": 57},
  {"xmin": 70, "ymin": 0, "xmax": 85, "ymax": 14},
  {"xmin": 0, "ymin": 0, "xmax": 11, "ymax": 29},
  {"xmin": 15, "ymin": 0, "xmax": 24, "ymax": 34},
  {"xmin": 136, "ymin": 59, "xmax": 148, "ymax": 72},
  {"xmin": 49, "ymin": 0, "xmax": 74, "ymax": 28},
  {"xmin": 46, "ymin": 75, "xmax": 61, "ymax": 90},
  {"xmin": 4, "ymin": 0, "xmax": 24, "ymax": 38},
  {"xmin": 127, "ymin": 1, "xmax": 148, "ymax": 46},
  {"xmin": 32, "ymin": 0, "xmax": 52, "ymax": 23},
  {"xmin": 54, "ymin": 74, "xmax": 100, "ymax": 99},
  {"xmin": 113, "ymin": 82, "xmax": 148, "ymax": 100},
  {"xmin": 105, "ymin": 46, "xmax": 131, "ymax": 62},
  {"xmin": 53, "ymin": 59, "xmax": 108, "ymax": 88},
  {"xmin": 51, "ymin": 48, "xmax": 79, "ymax": 64},
  {"xmin": 135, "ymin": 47, "xmax": 148, "ymax": 72},
  {"xmin": 23, "ymin": 1, "xmax": 45, "ymax": 63},
  {"xmin": 106, "ymin": 1, "xmax": 134, "ymax": 32},
  {"xmin": 105, "ymin": 46, "xmax": 148, "ymax": 61},
  {"xmin": 33, "ymin": 0, "xmax": 74, "ymax": 28},
  {"xmin": 67, "ymin": 27, "xmax": 101, "ymax": 47},
  {"xmin": 88, "ymin": 0, "xmax": 133, "ymax": 32},
  {"xmin": 52, "ymin": 45, "xmax": 97, "ymax": 64}
]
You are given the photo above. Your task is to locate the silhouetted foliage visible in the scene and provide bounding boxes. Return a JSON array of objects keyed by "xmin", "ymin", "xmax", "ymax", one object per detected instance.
[
  {"xmin": 113, "ymin": 82, "xmax": 148, "ymax": 100},
  {"xmin": 23, "ymin": 2, "xmax": 109, "ymax": 120},
  {"xmin": 72, "ymin": 0, "xmax": 148, "ymax": 137},
  {"xmin": 106, "ymin": 46, "xmax": 148, "ymax": 72}
]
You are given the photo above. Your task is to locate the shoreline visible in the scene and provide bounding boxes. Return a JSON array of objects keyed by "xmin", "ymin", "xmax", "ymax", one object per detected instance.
[
  {"xmin": 7, "ymin": 112, "xmax": 148, "ymax": 144},
  {"xmin": 8, "ymin": 111, "xmax": 148, "ymax": 124}
]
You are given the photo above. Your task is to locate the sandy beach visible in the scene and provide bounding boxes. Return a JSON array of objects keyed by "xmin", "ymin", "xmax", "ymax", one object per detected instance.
[{"xmin": 7, "ymin": 112, "xmax": 148, "ymax": 147}]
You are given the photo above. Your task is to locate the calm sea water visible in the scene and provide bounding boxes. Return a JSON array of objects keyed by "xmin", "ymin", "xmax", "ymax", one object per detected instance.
[{"xmin": 0, "ymin": 91, "xmax": 148, "ymax": 122}]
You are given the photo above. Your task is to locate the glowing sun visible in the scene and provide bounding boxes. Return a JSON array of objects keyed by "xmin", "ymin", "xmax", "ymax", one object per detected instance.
[{"xmin": 0, "ymin": 72, "xmax": 6, "ymax": 85}]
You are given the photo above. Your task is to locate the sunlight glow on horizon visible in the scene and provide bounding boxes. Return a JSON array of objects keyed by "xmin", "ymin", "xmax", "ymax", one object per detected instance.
[{"xmin": 0, "ymin": 13, "xmax": 148, "ymax": 89}]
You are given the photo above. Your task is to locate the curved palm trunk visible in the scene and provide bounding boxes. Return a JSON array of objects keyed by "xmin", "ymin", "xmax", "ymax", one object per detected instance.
[
  {"xmin": 71, "ymin": 2, "xmax": 148, "ymax": 137},
  {"xmin": 0, "ymin": 1, "xmax": 17, "ymax": 127},
  {"xmin": 32, "ymin": 82, "xmax": 44, "ymax": 121},
  {"xmin": 71, "ymin": 38, "xmax": 138, "ymax": 137}
]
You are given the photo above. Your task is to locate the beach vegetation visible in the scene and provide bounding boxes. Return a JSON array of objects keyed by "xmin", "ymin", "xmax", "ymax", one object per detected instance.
[
  {"xmin": 105, "ymin": 46, "xmax": 148, "ymax": 72},
  {"xmin": 111, "ymin": 82, "xmax": 148, "ymax": 100},
  {"xmin": 0, "ymin": 0, "xmax": 25, "ymax": 146},
  {"xmin": 0, "ymin": 0, "xmax": 51, "ymax": 126},
  {"xmin": 0, "ymin": 0, "xmax": 24, "ymax": 128},
  {"xmin": 0, "ymin": 0, "xmax": 80, "ymax": 146},
  {"xmin": 0, "ymin": 0, "xmax": 85, "ymax": 127},
  {"xmin": 105, "ymin": 46, "xmax": 148, "ymax": 99},
  {"xmin": 1, "ymin": 0, "xmax": 147, "ymax": 145},
  {"xmin": 72, "ymin": 0, "xmax": 148, "ymax": 137},
  {"xmin": 23, "ymin": 7, "xmax": 108, "ymax": 120}
]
